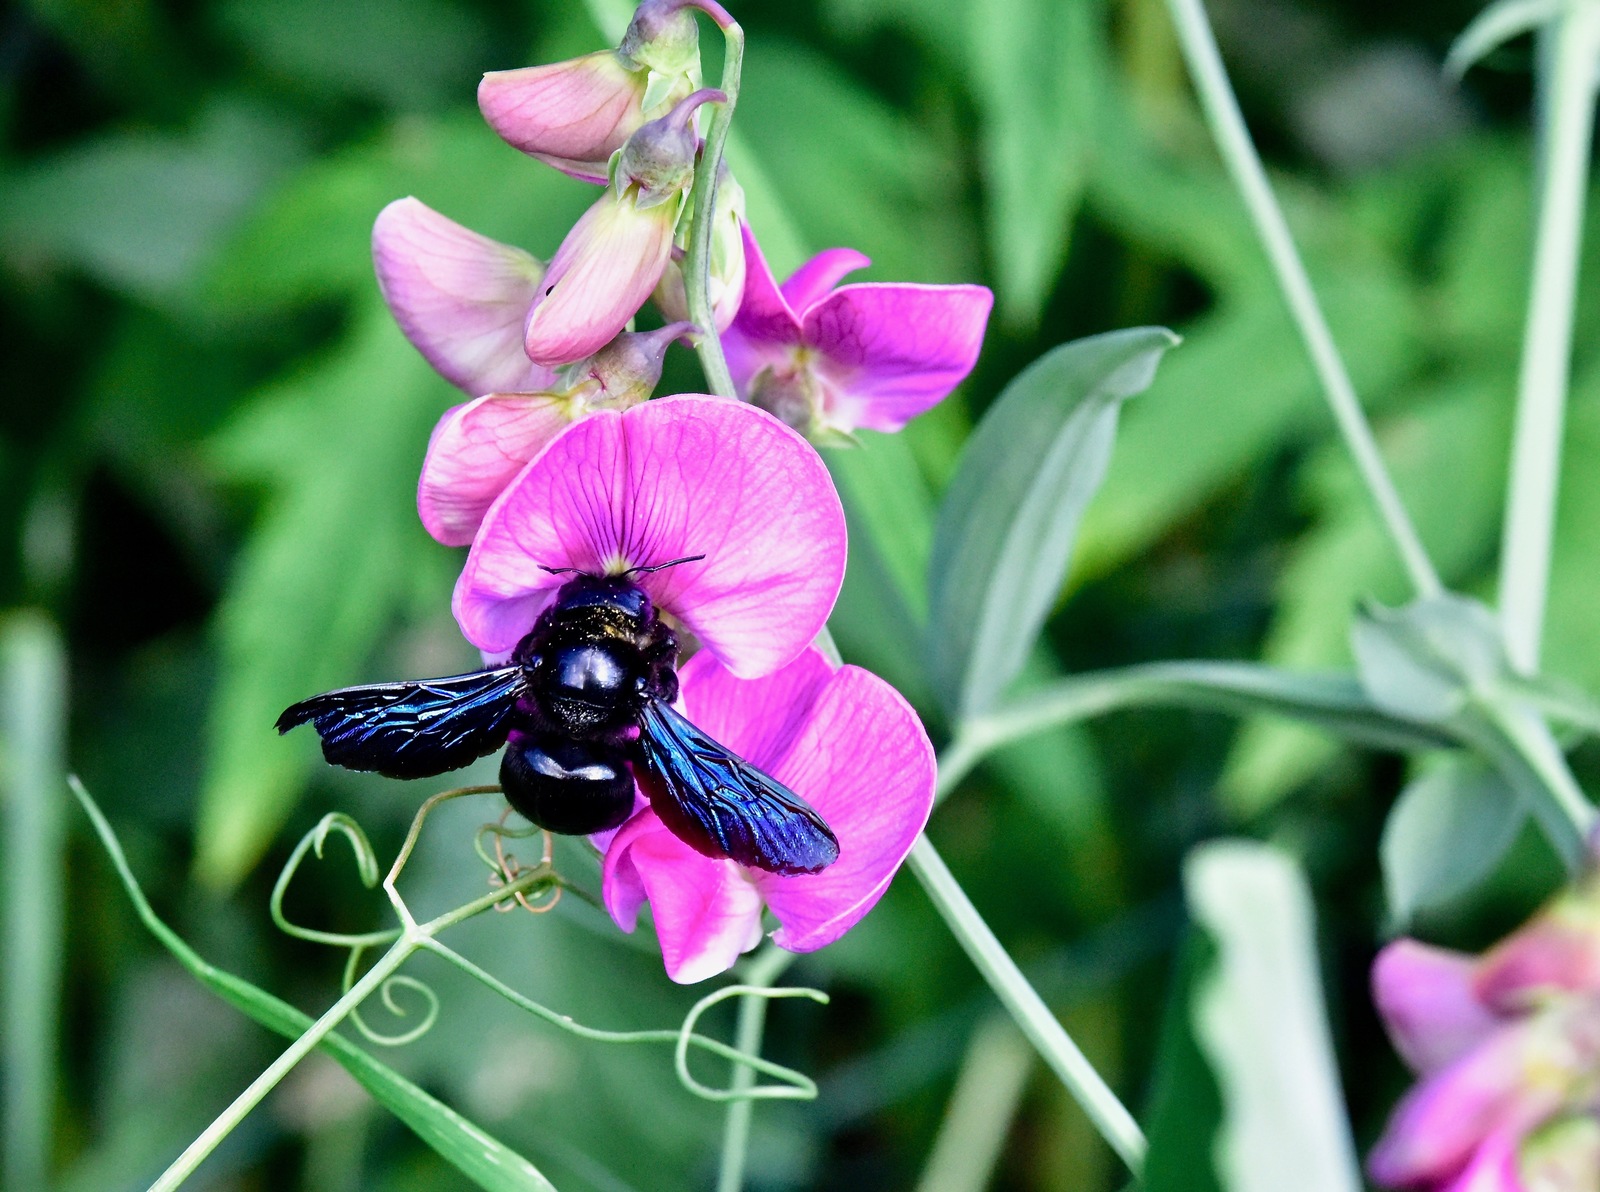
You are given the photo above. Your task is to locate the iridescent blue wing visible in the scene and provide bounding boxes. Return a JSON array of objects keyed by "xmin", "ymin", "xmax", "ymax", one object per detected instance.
[
  {"xmin": 276, "ymin": 668, "xmax": 525, "ymax": 779},
  {"xmin": 634, "ymin": 699, "xmax": 839, "ymax": 876}
]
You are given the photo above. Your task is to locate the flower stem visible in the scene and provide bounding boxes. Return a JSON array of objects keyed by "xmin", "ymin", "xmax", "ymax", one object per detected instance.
[
  {"xmin": 149, "ymin": 934, "xmax": 416, "ymax": 1192},
  {"xmin": 715, "ymin": 945, "xmax": 794, "ymax": 1192},
  {"xmin": 906, "ymin": 834, "xmax": 1146, "ymax": 1176},
  {"xmin": 1162, "ymin": 0, "xmax": 1442, "ymax": 600},
  {"xmin": 1498, "ymin": 0, "xmax": 1600, "ymax": 674},
  {"xmin": 684, "ymin": 12, "xmax": 743, "ymax": 400}
]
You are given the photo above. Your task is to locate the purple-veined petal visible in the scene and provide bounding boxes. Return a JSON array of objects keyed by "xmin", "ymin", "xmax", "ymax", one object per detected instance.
[
  {"xmin": 417, "ymin": 393, "xmax": 576, "ymax": 547},
  {"xmin": 1374, "ymin": 940, "xmax": 1503, "ymax": 1075},
  {"xmin": 805, "ymin": 282, "xmax": 994, "ymax": 432},
  {"xmin": 725, "ymin": 222, "xmax": 803, "ymax": 357},
  {"xmin": 1475, "ymin": 892, "xmax": 1600, "ymax": 1012},
  {"xmin": 780, "ymin": 246, "xmax": 871, "ymax": 314},
  {"xmin": 478, "ymin": 53, "xmax": 645, "ymax": 184},
  {"xmin": 602, "ymin": 812, "xmax": 766, "ymax": 983},
  {"xmin": 372, "ymin": 198, "xmax": 555, "ymax": 396},
  {"xmin": 453, "ymin": 396, "xmax": 846, "ymax": 675},
  {"xmin": 524, "ymin": 192, "xmax": 679, "ymax": 366},
  {"xmin": 1368, "ymin": 1015, "xmax": 1564, "ymax": 1188}
]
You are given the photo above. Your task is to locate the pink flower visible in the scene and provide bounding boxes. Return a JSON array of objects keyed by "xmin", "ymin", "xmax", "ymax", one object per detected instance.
[
  {"xmin": 372, "ymin": 198, "xmax": 556, "ymax": 396},
  {"xmin": 453, "ymin": 395, "xmax": 846, "ymax": 680},
  {"xmin": 601, "ymin": 645, "xmax": 934, "ymax": 982},
  {"xmin": 522, "ymin": 89, "xmax": 717, "ymax": 367},
  {"xmin": 478, "ymin": 1, "xmax": 701, "ymax": 184},
  {"xmin": 723, "ymin": 224, "xmax": 993, "ymax": 440},
  {"xmin": 416, "ymin": 323, "xmax": 692, "ymax": 546},
  {"xmin": 1369, "ymin": 882, "xmax": 1600, "ymax": 1191}
]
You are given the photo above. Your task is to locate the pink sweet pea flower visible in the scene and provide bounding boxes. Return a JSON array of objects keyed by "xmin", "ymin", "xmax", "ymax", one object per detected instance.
[
  {"xmin": 601, "ymin": 646, "xmax": 934, "ymax": 983},
  {"xmin": 372, "ymin": 198, "xmax": 556, "ymax": 396},
  {"xmin": 723, "ymin": 224, "xmax": 993, "ymax": 440},
  {"xmin": 1369, "ymin": 879, "xmax": 1600, "ymax": 1191},
  {"xmin": 478, "ymin": 0, "xmax": 701, "ymax": 184},
  {"xmin": 453, "ymin": 395, "xmax": 846, "ymax": 679},
  {"xmin": 417, "ymin": 323, "xmax": 692, "ymax": 546},
  {"xmin": 522, "ymin": 89, "xmax": 718, "ymax": 367}
]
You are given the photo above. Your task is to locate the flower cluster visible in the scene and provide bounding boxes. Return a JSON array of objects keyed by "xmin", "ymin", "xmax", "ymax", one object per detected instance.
[
  {"xmin": 364, "ymin": 0, "xmax": 993, "ymax": 981},
  {"xmin": 1370, "ymin": 874, "xmax": 1600, "ymax": 1190}
]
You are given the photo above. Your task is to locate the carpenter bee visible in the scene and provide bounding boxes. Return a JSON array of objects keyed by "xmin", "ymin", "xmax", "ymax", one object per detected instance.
[{"xmin": 276, "ymin": 565, "xmax": 840, "ymax": 876}]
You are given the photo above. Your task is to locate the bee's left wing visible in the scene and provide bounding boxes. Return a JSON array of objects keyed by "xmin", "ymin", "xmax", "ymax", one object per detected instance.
[
  {"xmin": 634, "ymin": 699, "xmax": 839, "ymax": 876},
  {"xmin": 276, "ymin": 667, "xmax": 526, "ymax": 779}
]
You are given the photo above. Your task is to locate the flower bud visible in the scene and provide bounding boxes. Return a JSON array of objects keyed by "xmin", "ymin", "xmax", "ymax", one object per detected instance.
[
  {"xmin": 558, "ymin": 323, "xmax": 696, "ymax": 405},
  {"xmin": 477, "ymin": 0, "xmax": 702, "ymax": 185},
  {"xmin": 613, "ymin": 88, "xmax": 722, "ymax": 208},
  {"xmin": 653, "ymin": 171, "xmax": 747, "ymax": 331}
]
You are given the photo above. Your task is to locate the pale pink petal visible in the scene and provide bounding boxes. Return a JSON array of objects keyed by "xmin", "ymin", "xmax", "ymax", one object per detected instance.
[
  {"xmin": 372, "ymin": 198, "xmax": 554, "ymax": 396},
  {"xmin": 806, "ymin": 283, "xmax": 994, "ymax": 432},
  {"xmin": 1516, "ymin": 1114, "xmax": 1600, "ymax": 1192},
  {"xmin": 780, "ymin": 246, "xmax": 871, "ymax": 314},
  {"xmin": 1475, "ymin": 895, "xmax": 1600, "ymax": 1012},
  {"xmin": 453, "ymin": 396, "xmax": 846, "ymax": 675},
  {"xmin": 1374, "ymin": 941, "xmax": 1502, "ymax": 1075},
  {"xmin": 478, "ymin": 53, "xmax": 644, "ymax": 184},
  {"xmin": 416, "ymin": 393, "xmax": 575, "ymax": 547},
  {"xmin": 604, "ymin": 812, "xmax": 766, "ymax": 983},
  {"xmin": 524, "ymin": 193, "xmax": 679, "ymax": 366},
  {"xmin": 1436, "ymin": 1128, "xmax": 1526, "ymax": 1192},
  {"xmin": 1369, "ymin": 1018, "xmax": 1560, "ymax": 1188},
  {"xmin": 724, "ymin": 222, "xmax": 802, "ymax": 386}
]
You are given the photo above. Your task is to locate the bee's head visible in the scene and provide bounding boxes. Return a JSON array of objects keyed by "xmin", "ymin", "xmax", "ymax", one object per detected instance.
[{"xmin": 548, "ymin": 573, "xmax": 655, "ymax": 627}]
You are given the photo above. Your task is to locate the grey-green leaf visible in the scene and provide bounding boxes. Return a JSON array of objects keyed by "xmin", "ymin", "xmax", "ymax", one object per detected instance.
[
  {"xmin": 1350, "ymin": 593, "xmax": 1508, "ymax": 724},
  {"xmin": 1185, "ymin": 841, "xmax": 1362, "ymax": 1192},
  {"xmin": 72, "ymin": 780, "xmax": 559, "ymax": 1192},
  {"xmin": 1381, "ymin": 756, "xmax": 1526, "ymax": 925},
  {"xmin": 928, "ymin": 326, "xmax": 1180, "ymax": 720}
]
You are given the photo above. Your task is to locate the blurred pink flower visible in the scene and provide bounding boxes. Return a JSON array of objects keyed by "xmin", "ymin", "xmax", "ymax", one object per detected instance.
[
  {"xmin": 372, "ymin": 198, "xmax": 555, "ymax": 396},
  {"xmin": 453, "ymin": 395, "xmax": 846, "ymax": 679},
  {"xmin": 1370, "ymin": 882, "xmax": 1600, "ymax": 1191},
  {"xmin": 601, "ymin": 646, "xmax": 934, "ymax": 983},
  {"xmin": 478, "ymin": 0, "xmax": 701, "ymax": 184},
  {"xmin": 723, "ymin": 224, "xmax": 993, "ymax": 440},
  {"xmin": 416, "ymin": 323, "xmax": 692, "ymax": 546}
]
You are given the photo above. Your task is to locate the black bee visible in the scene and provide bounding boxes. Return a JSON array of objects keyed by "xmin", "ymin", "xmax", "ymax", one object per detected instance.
[{"xmin": 276, "ymin": 566, "xmax": 840, "ymax": 876}]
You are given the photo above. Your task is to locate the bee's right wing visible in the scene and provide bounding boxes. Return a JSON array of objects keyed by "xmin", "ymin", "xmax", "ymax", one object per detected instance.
[{"xmin": 276, "ymin": 667, "xmax": 526, "ymax": 779}]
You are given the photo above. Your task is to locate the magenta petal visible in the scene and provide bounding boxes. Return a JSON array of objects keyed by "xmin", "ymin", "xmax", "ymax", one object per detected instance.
[
  {"xmin": 1368, "ymin": 1018, "xmax": 1558, "ymax": 1188},
  {"xmin": 453, "ymin": 396, "xmax": 846, "ymax": 673},
  {"xmin": 478, "ymin": 53, "xmax": 643, "ymax": 184},
  {"xmin": 1475, "ymin": 895, "xmax": 1600, "ymax": 1011},
  {"xmin": 676, "ymin": 650, "xmax": 935, "ymax": 953},
  {"xmin": 604, "ymin": 812, "xmax": 765, "ymax": 983},
  {"xmin": 417, "ymin": 393, "xmax": 575, "ymax": 547},
  {"xmin": 1373, "ymin": 941, "xmax": 1502, "ymax": 1075},
  {"xmin": 1436, "ymin": 1128, "xmax": 1526, "ymax": 1192},
  {"xmin": 806, "ymin": 282, "xmax": 994, "ymax": 432},
  {"xmin": 372, "ymin": 198, "xmax": 555, "ymax": 396},
  {"xmin": 726, "ymin": 222, "xmax": 802, "ymax": 351},
  {"xmin": 780, "ymin": 246, "xmax": 871, "ymax": 314},
  {"xmin": 524, "ymin": 193, "xmax": 678, "ymax": 366}
]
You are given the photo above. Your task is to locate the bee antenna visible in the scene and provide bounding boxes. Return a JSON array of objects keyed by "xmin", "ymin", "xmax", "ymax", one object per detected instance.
[
  {"xmin": 625, "ymin": 553, "xmax": 706, "ymax": 576},
  {"xmin": 538, "ymin": 564, "xmax": 587, "ymax": 577}
]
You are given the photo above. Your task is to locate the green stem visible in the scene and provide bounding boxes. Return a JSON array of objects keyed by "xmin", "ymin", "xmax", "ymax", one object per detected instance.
[
  {"xmin": 1472, "ymin": 699, "xmax": 1597, "ymax": 868},
  {"xmin": 906, "ymin": 835, "xmax": 1146, "ymax": 1176},
  {"xmin": 1162, "ymin": 0, "xmax": 1442, "ymax": 600},
  {"xmin": 1498, "ymin": 0, "xmax": 1600, "ymax": 674},
  {"xmin": 150, "ymin": 934, "xmax": 417, "ymax": 1192},
  {"xmin": 684, "ymin": 14, "xmax": 744, "ymax": 399},
  {"xmin": 715, "ymin": 945, "xmax": 794, "ymax": 1192}
]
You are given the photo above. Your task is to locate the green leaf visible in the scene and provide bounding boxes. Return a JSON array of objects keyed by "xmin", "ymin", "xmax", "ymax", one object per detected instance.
[
  {"xmin": 928, "ymin": 326, "xmax": 1180, "ymax": 720},
  {"xmin": 1184, "ymin": 841, "xmax": 1362, "ymax": 1192},
  {"xmin": 1351, "ymin": 593, "xmax": 1507, "ymax": 724},
  {"xmin": 1, "ymin": 614, "xmax": 68, "ymax": 1192},
  {"xmin": 965, "ymin": 0, "xmax": 1101, "ymax": 328},
  {"xmin": 195, "ymin": 301, "xmax": 459, "ymax": 886},
  {"xmin": 1381, "ymin": 756, "xmax": 1526, "ymax": 925},
  {"xmin": 72, "ymin": 780, "xmax": 560, "ymax": 1192}
]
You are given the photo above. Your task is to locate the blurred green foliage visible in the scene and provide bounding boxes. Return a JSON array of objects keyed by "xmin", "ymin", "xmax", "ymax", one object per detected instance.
[{"xmin": 3, "ymin": 0, "xmax": 1592, "ymax": 1187}]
